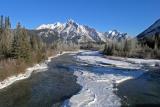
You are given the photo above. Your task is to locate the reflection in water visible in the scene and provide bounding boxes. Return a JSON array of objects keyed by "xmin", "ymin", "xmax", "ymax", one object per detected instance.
[
  {"xmin": 0, "ymin": 54, "xmax": 81, "ymax": 107},
  {"xmin": 117, "ymin": 72, "xmax": 160, "ymax": 106},
  {"xmin": 0, "ymin": 80, "xmax": 31, "ymax": 107},
  {"xmin": 0, "ymin": 52, "xmax": 159, "ymax": 107}
]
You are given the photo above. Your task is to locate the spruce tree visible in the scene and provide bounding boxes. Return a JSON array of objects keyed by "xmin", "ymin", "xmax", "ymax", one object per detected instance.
[
  {"xmin": 11, "ymin": 22, "xmax": 22, "ymax": 59},
  {"xmin": 11, "ymin": 23, "xmax": 31, "ymax": 62},
  {"xmin": 0, "ymin": 15, "xmax": 3, "ymax": 29},
  {"xmin": 20, "ymin": 28, "xmax": 31, "ymax": 62},
  {"xmin": 0, "ymin": 16, "xmax": 12, "ymax": 58},
  {"xmin": 4, "ymin": 16, "xmax": 11, "ymax": 29}
]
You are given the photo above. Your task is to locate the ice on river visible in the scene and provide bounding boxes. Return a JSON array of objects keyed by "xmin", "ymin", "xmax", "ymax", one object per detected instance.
[
  {"xmin": 63, "ymin": 50, "xmax": 151, "ymax": 107},
  {"xmin": 77, "ymin": 51, "xmax": 160, "ymax": 69}
]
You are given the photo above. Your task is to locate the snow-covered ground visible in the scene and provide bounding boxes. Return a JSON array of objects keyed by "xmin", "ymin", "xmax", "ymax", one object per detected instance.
[
  {"xmin": 63, "ymin": 50, "xmax": 160, "ymax": 107},
  {"xmin": 0, "ymin": 51, "xmax": 79, "ymax": 90},
  {"xmin": 76, "ymin": 51, "xmax": 140, "ymax": 69},
  {"xmin": 107, "ymin": 56, "xmax": 160, "ymax": 67},
  {"xmin": 76, "ymin": 51, "xmax": 160, "ymax": 69}
]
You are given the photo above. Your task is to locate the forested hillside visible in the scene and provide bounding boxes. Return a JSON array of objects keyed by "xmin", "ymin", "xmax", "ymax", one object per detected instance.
[
  {"xmin": 0, "ymin": 15, "xmax": 160, "ymax": 81},
  {"xmin": 103, "ymin": 38, "xmax": 160, "ymax": 59},
  {"xmin": 0, "ymin": 16, "xmax": 79, "ymax": 80},
  {"xmin": 103, "ymin": 19, "xmax": 160, "ymax": 59}
]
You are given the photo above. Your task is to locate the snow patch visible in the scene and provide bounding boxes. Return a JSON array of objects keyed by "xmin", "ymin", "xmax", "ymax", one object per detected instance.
[
  {"xmin": 36, "ymin": 22, "xmax": 64, "ymax": 30},
  {"xmin": 77, "ymin": 51, "xmax": 141, "ymax": 69},
  {"xmin": 65, "ymin": 69, "xmax": 143, "ymax": 107},
  {"xmin": 107, "ymin": 56, "xmax": 160, "ymax": 68},
  {"xmin": 63, "ymin": 50, "xmax": 144, "ymax": 107}
]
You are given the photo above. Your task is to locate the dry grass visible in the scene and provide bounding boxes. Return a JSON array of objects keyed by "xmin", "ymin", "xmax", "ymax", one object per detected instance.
[
  {"xmin": 0, "ymin": 59, "xmax": 27, "ymax": 81},
  {"xmin": 0, "ymin": 47, "xmax": 79, "ymax": 81},
  {"xmin": 0, "ymin": 50, "xmax": 59, "ymax": 81},
  {"xmin": 46, "ymin": 49, "xmax": 58, "ymax": 58}
]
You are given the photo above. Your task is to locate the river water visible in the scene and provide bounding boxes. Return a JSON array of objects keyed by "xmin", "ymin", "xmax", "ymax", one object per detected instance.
[
  {"xmin": 0, "ymin": 51, "xmax": 160, "ymax": 107},
  {"xmin": 0, "ymin": 54, "xmax": 81, "ymax": 107},
  {"xmin": 117, "ymin": 71, "xmax": 160, "ymax": 106}
]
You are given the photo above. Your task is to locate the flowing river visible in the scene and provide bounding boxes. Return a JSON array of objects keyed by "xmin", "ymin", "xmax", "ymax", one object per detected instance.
[{"xmin": 0, "ymin": 50, "xmax": 160, "ymax": 107}]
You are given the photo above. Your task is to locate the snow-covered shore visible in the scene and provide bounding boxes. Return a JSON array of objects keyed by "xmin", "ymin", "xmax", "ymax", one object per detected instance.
[
  {"xmin": 0, "ymin": 51, "xmax": 79, "ymax": 90},
  {"xmin": 106, "ymin": 56, "xmax": 160, "ymax": 67},
  {"xmin": 77, "ymin": 51, "xmax": 160, "ymax": 70},
  {"xmin": 64, "ymin": 50, "xmax": 160, "ymax": 107}
]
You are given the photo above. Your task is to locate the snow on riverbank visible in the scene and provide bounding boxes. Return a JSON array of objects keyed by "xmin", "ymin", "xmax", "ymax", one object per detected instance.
[
  {"xmin": 76, "ymin": 51, "xmax": 141, "ymax": 69},
  {"xmin": 0, "ymin": 51, "xmax": 78, "ymax": 90},
  {"xmin": 107, "ymin": 56, "xmax": 160, "ymax": 67},
  {"xmin": 77, "ymin": 51, "xmax": 160, "ymax": 69},
  {"xmin": 63, "ymin": 50, "xmax": 148, "ymax": 107}
]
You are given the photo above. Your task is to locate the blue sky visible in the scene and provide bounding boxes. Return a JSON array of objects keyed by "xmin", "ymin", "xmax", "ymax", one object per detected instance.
[{"xmin": 0, "ymin": 0, "xmax": 160, "ymax": 36}]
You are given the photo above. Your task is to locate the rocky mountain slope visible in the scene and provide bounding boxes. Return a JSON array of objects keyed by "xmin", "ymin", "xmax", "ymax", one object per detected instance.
[
  {"xmin": 137, "ymin": 19, "xmax": 160, "ymax": 38},
  {"xmin": 36, "ymin": 19, "xmax": 128, "ymax": 43}
]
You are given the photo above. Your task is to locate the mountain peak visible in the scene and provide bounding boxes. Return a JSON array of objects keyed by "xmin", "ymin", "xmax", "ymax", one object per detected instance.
[
  {"xmin": 36, "ymin": 24, "xmax": 54, "ymax": 30},
  {"xmin": 67, "ymin": 19, "xmax": 75, "ymax": 24},
  {"xmin": 36, "ymin": 22, "xmax": 64, "ymax": 30},
  {"xmin": 36, "ymin": 20, "xmax": 129, "ymax": 43},
  {"xmin": 54, "ymin": 22, "xmax": 62, "ymax": 26}
]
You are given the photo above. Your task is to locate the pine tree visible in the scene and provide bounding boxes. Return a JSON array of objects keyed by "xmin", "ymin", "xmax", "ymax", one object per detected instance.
[
  {"xmin": 20, "ymin": 28, "xmax": 31, "ymax": 62},
  {"xmin": 0, "ymin": 16, "xmax": 12, "ymax": 58},
  {"xmin": 155, "ymin": 32, "xmax": 159, "ymax": 49},
  {"xmin": 11, "ymin": 22, "xmax": 22, "ymax": 59},
  {"xmin": 11, "ymin": 23, "xmax": 31, "ymax": 62},
  {"xmin": 4, "ymin": 16, "xmax": 11, "ymax": 29},
  {"xmin": 0, "ymin": 15, "xmax": 4, "ymax": 29},
  {"xmin": 30, "ymin": 34, "xmax": 43, "ymax": 51}
]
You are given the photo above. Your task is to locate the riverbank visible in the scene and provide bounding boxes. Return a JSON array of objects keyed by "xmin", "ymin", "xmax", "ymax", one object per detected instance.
[
  {"xmin": 0, "ymin": 52, "xmax": 81, "ymax": 107},
  {"xmin": 63, "ymin": 50, "xmax": 160, "ymax": 107},
  {"xmin": 1, "ymin": 50, "xmax": 160, "ymax": 107},
  {"xmin": 106, "ymin": 56, "xmax": 160, "ymax": 70},
  {"xmin": 0, "ymin": 51, "xmax": 79, "ymax": 90}
]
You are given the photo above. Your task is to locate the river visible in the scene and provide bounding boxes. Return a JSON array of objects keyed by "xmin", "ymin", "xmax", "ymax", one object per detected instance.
[
  {"xmin": 0, "ymin": 50, "xmax": 160, "ymax": 107},
  {"xmin": 0, "ymin": 53, "xmax": 81, "ymax": 107}
]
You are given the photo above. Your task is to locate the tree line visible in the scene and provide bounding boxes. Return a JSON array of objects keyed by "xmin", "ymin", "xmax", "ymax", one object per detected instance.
[
  {"xmin": 0, "ymin": 16, "xmax": 46, "ymax": 63},
  {"xmin": 0, "ymin": 15, "xmax": 50, "ymax": 80},
  {"xmin": 103, "ymin": 34, "xmax": 160, "ymax": 59},
  {"xmin": 0, "ymin": 15, "xmax": 80, "ymax": 80}
]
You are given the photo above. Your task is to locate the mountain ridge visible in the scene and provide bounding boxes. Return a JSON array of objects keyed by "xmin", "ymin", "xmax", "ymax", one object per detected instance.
[
  {"xmin": 137, "ymin": 18, "xmax": 160, "ymax": 38},
  {"xmin": 36, "ymin": 19, "xmax": 129, "ymax": 43}
]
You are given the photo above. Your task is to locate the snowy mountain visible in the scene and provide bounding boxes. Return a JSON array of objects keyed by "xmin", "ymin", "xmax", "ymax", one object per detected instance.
[
  {"xmin": 104, "ymin": 30, "xmax": 128, "ymax": 40},
  {"xmin": 36, "ymin": 22, "xmax": 64, "ymax": 32},
  {"xmin": 36, "ymin": 19, "xmax": 128, "ymax": 43},
  {"xmin": 36, "ymin": 24, "xmax": 55, "ymax": 30},
  {"xmin": 137, "ymin": 18, "xmax": 160, "ymax": 38}
]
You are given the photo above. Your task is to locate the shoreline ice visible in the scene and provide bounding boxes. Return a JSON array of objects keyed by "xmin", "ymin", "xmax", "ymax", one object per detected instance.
[
  {"xmin": 63, "ymin": 50, "xmax": 155, "ymax": 107},
  {"xmin": 0, "ymin": 51, "xmax": 80, "ymax": 90}
]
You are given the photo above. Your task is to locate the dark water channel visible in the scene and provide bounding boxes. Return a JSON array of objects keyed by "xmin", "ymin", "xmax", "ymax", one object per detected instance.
[
  {"xmin": 117, "ymin": 70, "xmax": 160, "ymax": 107},
  {"xmin": 0, "ymin": 53, "xmax": 81, "ymax": 107},
  {"xmin": 0, "ymin": 52, "xmax": 160, "ymax": 107}
]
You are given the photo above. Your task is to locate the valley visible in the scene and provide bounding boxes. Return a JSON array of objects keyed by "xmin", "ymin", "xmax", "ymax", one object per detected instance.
[
  {"xmin": 0, "ymin": 50, "xmax": 159, "ymax": 107},
  {"xmin": 0, "ymin": 3, "xmax": 160, "ymax": 106}
]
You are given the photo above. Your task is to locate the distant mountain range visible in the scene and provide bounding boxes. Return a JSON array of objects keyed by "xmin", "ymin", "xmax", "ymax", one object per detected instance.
[{"xmin": 36, "ymin": 19, "xmax": 128, "ymax": 43}]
